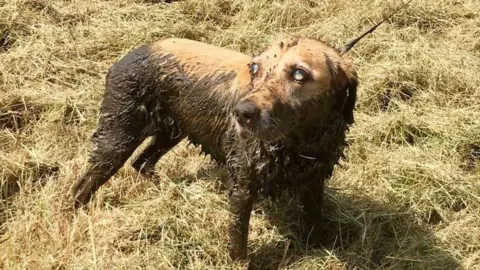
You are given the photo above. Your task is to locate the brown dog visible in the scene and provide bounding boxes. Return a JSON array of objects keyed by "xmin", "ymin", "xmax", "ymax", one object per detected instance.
[{"xmin": 71, "ymin": 36, "xmax": 357, "ymax": 260}]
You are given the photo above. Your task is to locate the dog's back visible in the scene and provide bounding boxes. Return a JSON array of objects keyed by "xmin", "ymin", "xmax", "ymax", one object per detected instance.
[{"xmin": 150, "ymin": 38, "xmax": 250, "ymax": 77}]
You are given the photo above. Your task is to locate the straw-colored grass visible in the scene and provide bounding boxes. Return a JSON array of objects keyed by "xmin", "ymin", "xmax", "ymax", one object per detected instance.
[{"xmin": 1, "ymin": 0, "xmax": 479, "ymax": 269}]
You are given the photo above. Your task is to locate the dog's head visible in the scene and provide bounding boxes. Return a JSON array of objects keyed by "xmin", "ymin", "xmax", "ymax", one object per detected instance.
[{"xmin": 233, "ymin": 37, "xmax": 358, "ymax": 142}]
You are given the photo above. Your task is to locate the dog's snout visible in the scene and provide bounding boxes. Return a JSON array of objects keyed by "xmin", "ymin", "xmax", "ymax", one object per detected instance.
[{"xmin": 233, "ymin": 100, "xmax": 260, "ymax": 124}]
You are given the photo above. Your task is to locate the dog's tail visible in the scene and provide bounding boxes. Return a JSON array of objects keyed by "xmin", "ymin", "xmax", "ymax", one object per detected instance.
[{"xmin": 340, "ymin": 0, "xmax": 414, "ymax": 55}]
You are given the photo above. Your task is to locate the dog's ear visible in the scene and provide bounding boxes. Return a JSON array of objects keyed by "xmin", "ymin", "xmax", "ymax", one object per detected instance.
[
  {"xmin": 325, "ymin": 53, "xmax": 358, "ymax": 125},
  {"xmin": 338, "ymin": 54, "xmax": 358, "ymax": 125},
  {"xmin": 343, "ymin": 71, "xmax": 357, "ymax": 124}
]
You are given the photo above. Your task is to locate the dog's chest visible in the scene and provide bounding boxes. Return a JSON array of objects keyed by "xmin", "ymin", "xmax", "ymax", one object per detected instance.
[{"xmin": 250, "ymin": 142, "xmax": 336, "ymax": 197}]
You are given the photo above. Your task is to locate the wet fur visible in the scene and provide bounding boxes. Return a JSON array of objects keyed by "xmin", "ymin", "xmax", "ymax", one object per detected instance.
[{"xmin": 71, "ymin": 37, "xmax": 358, "ymax": 261}]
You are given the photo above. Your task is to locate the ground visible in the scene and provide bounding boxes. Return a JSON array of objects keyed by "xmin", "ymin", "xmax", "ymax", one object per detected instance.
[{"xmin": 0, "ymin": 0, "xmax": 479, "ymax": 269}]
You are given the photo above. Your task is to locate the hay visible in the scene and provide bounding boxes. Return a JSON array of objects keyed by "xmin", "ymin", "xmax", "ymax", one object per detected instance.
[{"xmin": 0, "ymin": 0, "xmax": 479, "ymax": 269}]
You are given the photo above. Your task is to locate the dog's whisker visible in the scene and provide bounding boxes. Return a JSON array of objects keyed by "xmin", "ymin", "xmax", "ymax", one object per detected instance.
[{"xmin": 269, "ymin": 117, "xmax": 287, "ymax": 139}]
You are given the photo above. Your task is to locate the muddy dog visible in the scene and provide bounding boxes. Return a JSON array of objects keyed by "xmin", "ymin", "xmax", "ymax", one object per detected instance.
[
  {"xmin": 70, "ymin": 36, "xmax": 355, "ymax": 259},
  {"xmin": 70, "ymin": 2, "xmax": 411, "ymax": 260}
]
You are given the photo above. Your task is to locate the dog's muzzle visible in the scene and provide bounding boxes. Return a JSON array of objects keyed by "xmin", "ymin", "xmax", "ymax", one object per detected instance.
[{"xmin": 233, "ymin": 99, "xmax": 261, "ymax": 126}]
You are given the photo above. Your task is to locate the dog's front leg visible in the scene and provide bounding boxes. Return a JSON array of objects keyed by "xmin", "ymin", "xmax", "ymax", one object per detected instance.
[
  {"xmin": 228, "ymin": 181, "xmax": 254, "ymax": 261},
  {"xmin": 301, "ymin": 177, "xmax": 326, "ymax": 246}
]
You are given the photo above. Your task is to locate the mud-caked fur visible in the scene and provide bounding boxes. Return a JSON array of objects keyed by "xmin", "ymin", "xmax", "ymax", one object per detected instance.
[{"xmin": 71, "ymin": 37, "xmax": 358, "ymax": 261}]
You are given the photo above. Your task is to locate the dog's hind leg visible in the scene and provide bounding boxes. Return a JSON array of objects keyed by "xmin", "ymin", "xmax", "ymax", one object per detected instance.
[
  {"xmin": 71, "ymin": 96, "xmax": 147, "ymax": 208},
  {"xmin": 131, "ymin": 131, "xmax": 184, "ymax": 177}
]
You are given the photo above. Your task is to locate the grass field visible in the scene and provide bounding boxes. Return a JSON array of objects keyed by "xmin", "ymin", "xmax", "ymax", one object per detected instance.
[{"xmin": 1, "ymin": 0, "xmax": 479, "ymax": 269}]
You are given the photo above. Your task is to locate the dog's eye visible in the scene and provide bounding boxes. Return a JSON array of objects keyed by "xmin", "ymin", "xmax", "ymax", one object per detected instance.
[
  {"xmin": 249, "ymin": 63, "xmax": 259, "ymax": 76},
  {"xmin": 292, "ymin": 69, "xmax": 308, "ymax": 82}
]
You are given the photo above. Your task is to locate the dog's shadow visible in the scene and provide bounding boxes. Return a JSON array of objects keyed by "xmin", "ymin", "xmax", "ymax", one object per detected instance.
[
  {"xmin": 171, "ymin": 164, "xmax": 460, "ymax": 269},
  {"xmin": 246, "ymin": 188, "xmax": 460, "ymax": 270}
]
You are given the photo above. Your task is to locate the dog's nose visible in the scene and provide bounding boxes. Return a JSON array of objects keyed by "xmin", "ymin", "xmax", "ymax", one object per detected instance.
[{"xmin": 233, "ymin": 100, "xmax": 260, "ymax": 124}]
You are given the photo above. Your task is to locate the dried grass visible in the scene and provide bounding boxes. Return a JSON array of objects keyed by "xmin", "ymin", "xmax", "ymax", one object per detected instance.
[{"xmin": 1, "ymin": 0, "xmax": 479, "ymax": 269}]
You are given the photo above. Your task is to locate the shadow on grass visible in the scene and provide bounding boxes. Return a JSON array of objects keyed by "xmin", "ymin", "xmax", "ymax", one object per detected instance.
[
  {"xmin": 98, "ymin": 162, "xmax": 461, "ymax": 269},
  {"xmin": 164, "ymin": 164, "xmax": 460, "ymax": 269},
  {"xmin": 247, "ymin": 189, "xmax": 461, "ymax": 270}
]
